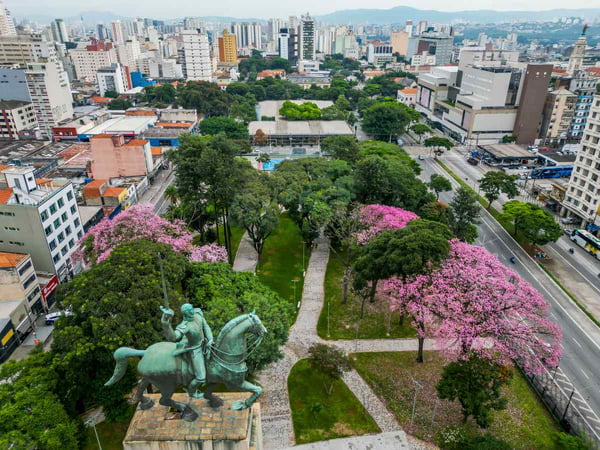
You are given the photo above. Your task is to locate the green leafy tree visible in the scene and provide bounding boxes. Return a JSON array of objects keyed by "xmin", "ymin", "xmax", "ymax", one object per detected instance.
[
  {"xmin": 358, "ymin": 140, "xmax": 421, "ymax": 174},
  {"xmin": 553, "ymin": 432, "xmax": 590, "ymax": 450},
  {"xmin": 353, "ymin": 219, "xmax": 452, "ymax": 313},
  {"xmin": 199, "ymin": 116, "xmax": 248, "ymax": 139},
  {"xmin": 428, "ymin": 173, "xmax": 452, "ymax": 200},
  {"xmin": 448, "ymin": 187, "xmax": 480, "ymax": 243},
  {"xmin": 0, "ymin": 349, "xmax": 79, "ymax": 450},
  {"xmin": 424, "ymin": 136, "xmax": 454, "ymax": 157},
  {"xmin": 186, "ymin": 263, "xmax": 295, "ymax": 372},
  {"xmin": 353, "ymin": 155, "xmax": 433, "ymax": 212},
  {"xmin": 307, "ymin": 344, "xmax": 352, "ymax": 395},
  {"xmin": 502, "ymin": 135, "xmax": 517, "ymax": 143},
  {"xmin": 478, "ymin": 172, "xmax": 519, "ymax": 210},
  {"xmin": 279, "ymin": 101, "xmax": 322, "ymax": 120},
  {"xmin": 51, "ymin": 241, "xmax": 188, "ymax": 419},
  {"xmin": 334, "ymin": 94, "xmax": 351, "ymax": 111},
  {"xmin": 163, "ymin": 184, "xmax": 179, "ymax": 206},
  {"xmin": 230, "ymin": 180, "xmax": 280, "ymax": 263},
  {"xmin": 501, "ymin": 200, "xmax": 562, "ymax": 245},
  {"xmin": 107, "ymin": 98, "xmax": 133, "ymax": 110},
  {"xmin": 104, "ymin": 89, "xmax": 119, "ymax": 98},
  {"xmin": 179, "ymin": 81, "xmax": 233, "ymax": 116},
  {"xmin": 361, "ymin": 102, "xmax": 411, "ymax": 141},
  {"xmin": 322, "ymin": 136, "xmax": 360, "ymax": 163},
  {"xmin": 411, "ymin": 123, "xmax": 432, "ymax": 143},
  {"xmin": 437, "ymin": 356, "xmax": 512, "ymax": 428}
]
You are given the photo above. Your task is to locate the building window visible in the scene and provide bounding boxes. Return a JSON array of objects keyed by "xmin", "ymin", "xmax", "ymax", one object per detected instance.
[
  {"xmin": 22, "ymin": 273, "xmax": 36, "ymax": 290},
  {"xmin": 61, "ymin": 212, "xmax": 68, "ymax": 222},
  {"xmin": 60, "ymin": 245, "xmax": 68, "ymax": 256},
  {"xmin": 68, "ymin": 238, "xmax": 75, "ymax": 248},
  {"xmin": 9, "ymin": 241, "xmax": 24, "ymax": 246},
  {"xmin": 66, "ymin": 191, "xmax": 73, "ymax": 200},
  {"xmin": 53, "ymin": 218, "xmax": 61, "ymax": 228},
  {"xmin": 18, "ymin": 260, "xmax": 32, "ymax": 276},
  {"xmin": 49, "ymin": 239, "xmax": 57, "ymax": 250},
  {"xmin": 49, "ymin": 203, "xmax": 57, "ymax": 214},
  {"xmin": 57, "ymin": 198, "xmax": 64, "ymax": 208},
  {"xmin": 45, "ymin": 225, "xmax": 52, "ymax": 235},
  {"xmin": 57, "ymin": 232, "xmax": 65, "ymax": 243},
  {"xmin": 77, "ymin": 230, "xmax": 83, "ymax": 239},
  {"xmin": 74, "ymin": 218, "xmax": 80, "ymax": 228},
  {"xmin": 53, "ymin": 253, "xmax": 60, "ymax": 263},
  {"xmin": 4, "ymin": 226, "xmax": 19, "ymax": 231},
  {"xmin": 70, "ymin": 205, "xmax": 76, "ymax": 214},
  {"xmin": 40, "ymin": 209, "xmax": 49, "ymax": 221},
  {"xmin": 27, "ymin": 286, "xmax": 40, "ymax": 302}
]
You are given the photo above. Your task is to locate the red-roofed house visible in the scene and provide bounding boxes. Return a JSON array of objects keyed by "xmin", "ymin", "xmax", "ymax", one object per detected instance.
[
  {"xmin": 88, "ymin": 134, "xmax": 154, "ymax": 179},
  {"xmin": 257, "ymin": 69, "xmax": 286, "ymax": 80},
  {"xmin": 397, "ymin": 87, "xmax": 418, "ymax": 107}
]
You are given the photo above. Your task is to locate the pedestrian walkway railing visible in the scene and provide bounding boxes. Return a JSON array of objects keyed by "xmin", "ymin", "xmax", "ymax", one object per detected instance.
[{"xmin": 521, "ymin": 362, "xmax": 600, "ymax": 448}]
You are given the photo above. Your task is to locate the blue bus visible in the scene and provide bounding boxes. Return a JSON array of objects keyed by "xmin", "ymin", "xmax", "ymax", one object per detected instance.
[{"xmin": 530, "ymin": 166, "xmax": 573, "ymax": 179}]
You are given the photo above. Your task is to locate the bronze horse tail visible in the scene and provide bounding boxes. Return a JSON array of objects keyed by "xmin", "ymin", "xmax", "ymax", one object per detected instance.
[{"xmin": 105, "ymin": 347, "xmax": 146, "ymax": 386}]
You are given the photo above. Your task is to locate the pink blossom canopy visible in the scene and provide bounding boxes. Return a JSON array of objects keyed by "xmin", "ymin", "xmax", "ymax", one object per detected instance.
[
  {"xmin": 72, "ymin": 204, "xmax": 227, "ymax": 265},
  {"xmin": 356, "ymin": 204, "xmax": 419, "ymax": 244},
  {"xmin": 383, "ymin": 239, "xmax": 562, "ymax": 375}
]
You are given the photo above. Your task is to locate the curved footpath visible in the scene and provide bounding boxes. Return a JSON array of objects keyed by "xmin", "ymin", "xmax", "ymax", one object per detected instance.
[{"xmin": 234, "ymin": 234, "xmax": 432, "ymax": 449}]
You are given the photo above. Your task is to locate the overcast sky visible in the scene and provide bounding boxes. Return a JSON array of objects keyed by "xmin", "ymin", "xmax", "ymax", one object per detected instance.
[{"xmin": 8, "ymin": 0, "xmax": 594, "ymax": 20}]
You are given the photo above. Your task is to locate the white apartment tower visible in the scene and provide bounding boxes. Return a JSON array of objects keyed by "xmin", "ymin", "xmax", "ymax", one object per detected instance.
[
  {"xmin": 181, "ymin": 29, "xmax": 212, "ymax": 81},
  {"xmin": 96, "ymin": 63, "xmax": 128, "ymax": 96},
  {"xmin": 0, "ymin": 167, "xmax": 84, "ymax": 281},
  {"xmin": 562, "ymin": 96, "xmax": 600, "ymax": 225},
  {"xmin": 299, "ymin": 14, "xmax": 316, "ymax": 61},
  {"xmin": 51, "ymin": 19, "xmax": 69, "ymax": 44},
  {"xmin": 69, "ymin": 40, "xmax": 118, "ymax": 82},
  {"xmin": 111, "ymin": 21, "xmax": 125, "ymax": 44},
  {"xmin": 567, "ymin": 26, "xmax": 587, "ymax": 75},
  {"xmin": 0, "ymin": 1, "xmax": 16, "ymax": 36},
  {"xmin": 278, "ymin": 28, "xmax": 289, "ymax": 60}
]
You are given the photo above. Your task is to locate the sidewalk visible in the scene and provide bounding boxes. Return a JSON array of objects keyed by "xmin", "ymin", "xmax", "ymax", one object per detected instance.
[{"xmin": 232, "ymin": 232, "xmax": 258, "ymax": 273}]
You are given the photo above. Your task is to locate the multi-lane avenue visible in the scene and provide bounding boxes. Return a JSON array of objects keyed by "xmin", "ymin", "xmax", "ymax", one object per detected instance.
[{"xmin": 415, "ymin": 152, "xmax": 600, "ymax": 440}]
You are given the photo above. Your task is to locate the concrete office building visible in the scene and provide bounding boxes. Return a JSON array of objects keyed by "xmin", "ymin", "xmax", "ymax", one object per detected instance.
[
  {"xmin": 567, "ymin": 27, "xmax": 587, "ymax": 75},
  {"xmin": 51, "ymin": 19, "xmax": 69, "ymax": 44},
  {"xmin": 567, "ymin": 72, "xmax": 596, "ymax": 142},
  {"xmin": 367, "ymin": 43, "xmax": 394, "ymax": 67},
  {"xmin": 96, "ymin": 63, "xmax": 128, "ymax": 96},
  {"xmin": 0, "ymin": 167, "xmax": 84, "ymax": 281},
  {"xmin": 390, "ymin": 31, "xmax": 409, "ymax": 56},
  {"xmin": 540, "ymin": 89, "xmax": 577, "ymax": 143},
  {"xmin": 0, "ymin": 101, "xmax": 38, "ymax": 140},
  {"xmin": 111, "ymin": 20, "xmax": 126, "ymax": 44},
  {"xmin": 218, "ymin": 30, "xmax": 237, "ymax": 63},
  {"xmin": 268, "ymin": 18, "xmax": 285, "ymax": 44},
  {"xmin": 457, "ymin": 49, "xmax": 519, "ymax": 69},
  {"xmin": 181, "ymin": 29, "xmax": 212, "ymax": 81},
  {"xmin": 299, "ymin": 14, "xmax": 316, "ymax": 61},
  {"xmin": 0, "ymin": 67, "xmax": 30, "ymax": 102},
  {"xmin": 407, "ymin": 33, "xmax": 453, "ymax": 65},
  {"xmin": 0, "ymin": 1, "xmax": 15, "ymax": 37},
  {"xmin": 278, "ymin": 28, "xmax": 289, "ymax": 60},
  {"xmin": 230, "ymin": 22, "xmax": 262, "ymax": 50},
  {"xmin": 562, "ymin": 96, "xmax": 600, "ymax": 225},
  {"xmin": 0, "ymin": 34, "xmax": 58, "ymax": 67},
  {"xmin": 0, "ymin": 252, "xmax": 44, "ymax": 318},
  {"xmin": 69, "ymin": 39, "xmax": 118, "ymax": 82}
]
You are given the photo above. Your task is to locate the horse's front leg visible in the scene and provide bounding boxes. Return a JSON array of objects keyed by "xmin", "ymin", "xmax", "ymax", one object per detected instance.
[{"xmin": 231, "ymin": 380, "xmax": 263, "ymax": 410}]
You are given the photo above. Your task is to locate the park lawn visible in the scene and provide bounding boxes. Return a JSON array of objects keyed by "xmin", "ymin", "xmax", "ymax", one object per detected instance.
[
  {"xmin": 258, "ymin": 213, "xmax": 308, "ymax": 305},
  {"xmin": 316, "ymin": 255, "xmax": 417, "ymax": 339},
  {"xmin": 83, "ymin": 408, "xmax": 134, "ymax": 450},
  {"xmin": 352, "ymin": 352, "xmax": 560, "ymax": 449},
  {"xmin": 288, "ymin": 359, "xmax": 380, "ymax": 444}
]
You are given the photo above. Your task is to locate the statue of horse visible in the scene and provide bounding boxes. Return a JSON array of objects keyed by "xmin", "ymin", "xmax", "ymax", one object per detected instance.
[{"xmin": 105, "ymin": 312, "xmax": 267, "ymax": 421}]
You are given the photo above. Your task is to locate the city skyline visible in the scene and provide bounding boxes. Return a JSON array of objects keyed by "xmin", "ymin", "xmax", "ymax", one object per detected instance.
[{"xmin": 8, "ymin": 1, "xmax": 600, "ymax": 22}]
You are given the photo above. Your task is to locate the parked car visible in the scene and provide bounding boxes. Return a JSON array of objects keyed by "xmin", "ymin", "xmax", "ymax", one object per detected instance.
[
  {"xmin": 563, "ymin": 229, "xmax": 573, "ymax": 236},
  {"xmin": 560, "ymin": 217, "xmax": 579, "ymax": 225},
  {"xmin": 418, "ymin": 155, "xmax": 425, "ymax": 160},
  {"xmin": 45, "ymin": 310, "xmax": 73, "ymax": 325},
  {"xmin": 467, "ymin": 157, "xmax": 479, "ymax": 165}
]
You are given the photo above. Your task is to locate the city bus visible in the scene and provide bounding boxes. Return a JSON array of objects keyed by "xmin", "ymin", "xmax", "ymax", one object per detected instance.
[
  {"xmin": 570, "ymin": 229, "xmax": 600, "ymax": 258},
  {"xmin": 530, "ymin": 166, "xmax": 573, "ymax": 179}
]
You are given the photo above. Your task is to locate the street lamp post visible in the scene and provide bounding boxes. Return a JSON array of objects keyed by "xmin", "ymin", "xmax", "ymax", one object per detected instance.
[
  {"xmin": 292, "ymin": 279, "xmax": 299, "ymax": 307},
  {"xmin": 301, "ymin": 241, "xmax": 306, "ymax": 276}
]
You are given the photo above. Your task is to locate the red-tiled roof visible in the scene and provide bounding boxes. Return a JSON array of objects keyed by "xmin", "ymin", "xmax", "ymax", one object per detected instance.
[
  {"xmin": 0, "ymin": 188, "xmax": 13, "ymax": 204},
  {"xmin": 103, "ymin": 187, "xmax": 126, "ymax": 197},
  {"xmin": 0, "ymin": 251, "xmax": 27, "ymax": 268},
  {"xmin": 155, "ymin": 122, "xmax": 192, "ymax": 128},
  {"xmin": 125, "ymin": 139, "xmax": 148, "ymax": 147},
  {"xmin": 89, "ymin": 96, "xmax": 113, "ymax": 104}
]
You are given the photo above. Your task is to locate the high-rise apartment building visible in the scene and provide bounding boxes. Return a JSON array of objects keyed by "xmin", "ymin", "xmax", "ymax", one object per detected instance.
[
  {"xmin": 230, "ymin": 22, "xmax": 262, "ymax": 50},
  {"xmin": 390, "ymin": 31, "xmax": 410, "ymax": 56},
  {"xmin": 278, "ymin": 28, "xmax": 289, "ymax": 60},
  {"xmin": 299, "ymin": 14, "xmax": 316, "ymax": 61},
  {"xmin": 51, "ymin": 19, "xmax": 69, "ymax": 44},
  {"xmin": 0, "ymin": 167, "xmax": 84, "ymax": 281},
  {"xmin": 562, "ymin": 96, "xmax": 600, "ymax": 225},
  {"xmin": 97, "ymin": 24, "xmax": 108, "ymax": 41},
  {"xmin": 111, "ymin": 20, "xmax": 125, "ymax": 44},
  {"xmin": 367, "ymin": 43, "xmax": 394, "ymax": 67},
  {"xmin": 513, "ymin": 64, "xmax": 553, "ymax": 145},
  {"xmin": 540, "ymin": 89, "xmax": 577, "ymax": 143},
  {"xmin": 218, "ymin": 30, "xmax": 237, "ymax": 63},
  {"xmin": 69, "ymin": 39, "xmax": 118, "ymax": 81},
  {"xmin": 407, "ymin": 32, "xmax": 453, "ymax": 65},
  {"xmin": 96, "ymin": 63, "xmax": 128, "ymax": 96},
  {"xmin": 0, "ymin": 1, "xmax": 16, "ymax": 36},
  {"xmin": 268, "ymin": 18, "xmax": 285, "ymax": 44},
  {"xmin": 181, "ymin": 29, "xmax": 212, "ymax": 81}
]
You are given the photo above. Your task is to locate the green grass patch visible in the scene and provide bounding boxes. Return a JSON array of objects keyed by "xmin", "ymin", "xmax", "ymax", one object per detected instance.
[
  {"xmin": 257, "ymin": 213, "xmax": 308, "ymax": 305},
  {"xmin": 83, "ymin": 408, "xmax": 134, "ymax": 450},
  {"xmin": 351, "ymin": 352, "xmax": 560, "ymax": 449},
  {"xmin": 288, "ymin": 359, "xmax": 380, "ymax": 444},
  {"xmin": 317, "ymin": 254, "xmax": 417, "ymax": 339}
]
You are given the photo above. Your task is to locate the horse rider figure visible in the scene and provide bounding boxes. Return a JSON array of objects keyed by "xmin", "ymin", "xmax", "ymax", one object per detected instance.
[{"xmin": 160, "ymin": 303, "xmax": 214, "ymax": 398}]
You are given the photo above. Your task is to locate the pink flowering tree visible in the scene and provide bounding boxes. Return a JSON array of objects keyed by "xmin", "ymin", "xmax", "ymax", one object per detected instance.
[
  {"xmin": 73, "ymin": 204, "xmax": 227, "ymax": 266},
  {"xmin": 384, "ymin": 239, "xmax": 562, "ymax": 373},
  {"xmin": 356, "ymin": 204, "xmax": 419, "ymax": 244}
]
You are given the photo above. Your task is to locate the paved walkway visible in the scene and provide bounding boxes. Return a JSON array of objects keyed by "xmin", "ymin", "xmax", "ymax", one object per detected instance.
[
  {"xmin": 232, "ymin": 232, "xmax": 259, "ymax": 273},
  {"xmin": 255, "ymin": 234, "xmax": 423, "ymax": 449}
]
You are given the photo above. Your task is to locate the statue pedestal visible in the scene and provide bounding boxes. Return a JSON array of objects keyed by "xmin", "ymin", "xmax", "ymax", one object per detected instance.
[{"xmin": 123, "ymin": 393, "xmax": 263, "ymax": 450}]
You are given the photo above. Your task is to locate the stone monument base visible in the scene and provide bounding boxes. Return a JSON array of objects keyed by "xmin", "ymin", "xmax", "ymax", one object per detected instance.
[{"xmin": 123, "ymin": 393, "xmax": 262, "ymax": 450}]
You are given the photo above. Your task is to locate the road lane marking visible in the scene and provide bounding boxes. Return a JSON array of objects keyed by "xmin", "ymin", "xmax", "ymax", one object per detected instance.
[
  {"xmin": 572, "ymin": 338, "xmax": 583, "ymax": 348},
  {"xmin": 581, "ymin": 368, "xmax": 591, "ymax": 380}
]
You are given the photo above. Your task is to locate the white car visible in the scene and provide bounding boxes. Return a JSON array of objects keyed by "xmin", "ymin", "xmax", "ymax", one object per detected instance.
[
  {"xmin": 45, "ymin": 310, "xmax": 73, "ymax": 325},
  {"xmin": 418, "ymin": 155, "xmax": 425, "ymax": 160}
]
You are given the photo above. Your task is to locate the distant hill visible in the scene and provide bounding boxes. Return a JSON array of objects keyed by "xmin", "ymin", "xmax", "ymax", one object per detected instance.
[{"xmin": 317, "ymin": 6, "xmax": 600, "ymax": 25}]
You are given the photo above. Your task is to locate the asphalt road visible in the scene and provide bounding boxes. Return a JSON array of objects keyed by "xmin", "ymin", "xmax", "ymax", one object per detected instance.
[{"xmin": 417, "ymin": 154, "xmax": 600, "ymax": 438}]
